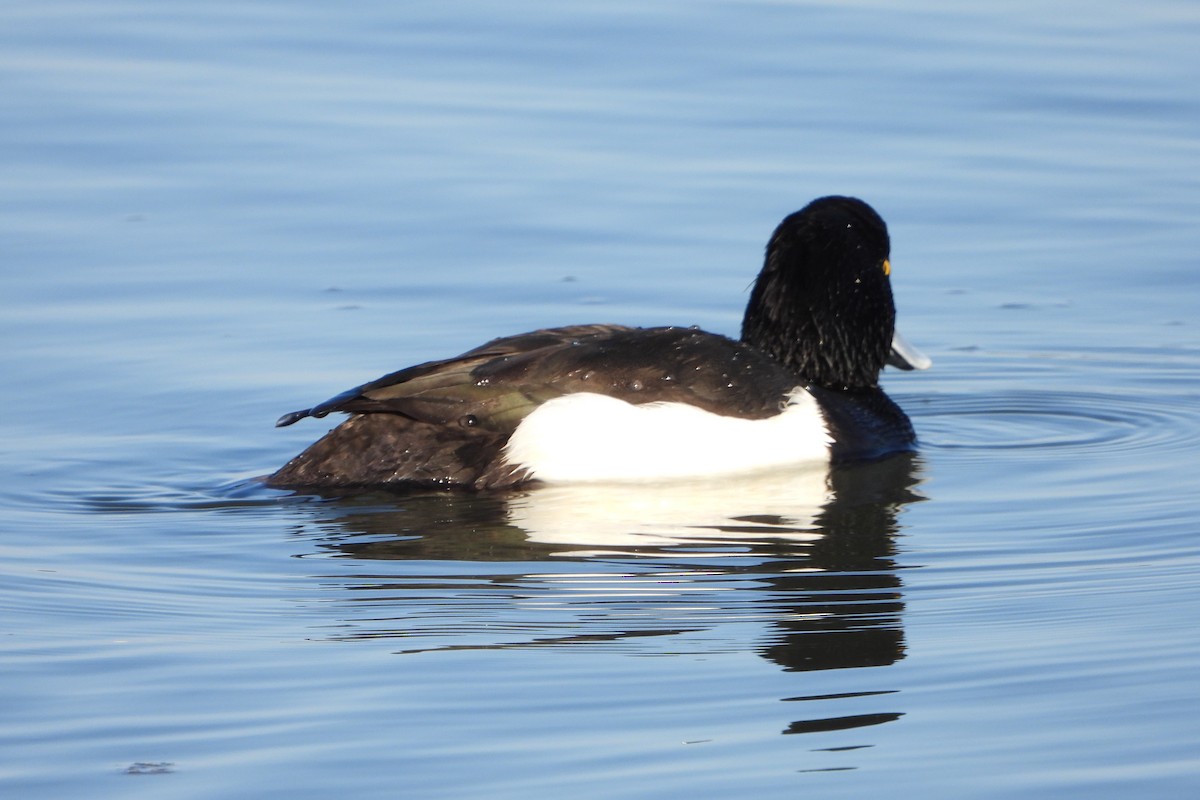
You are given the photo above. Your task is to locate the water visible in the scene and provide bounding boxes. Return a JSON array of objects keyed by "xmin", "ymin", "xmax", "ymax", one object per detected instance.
[{"xmin": 3, "ymin": 1, "xmax": 1200, "ymax": 797}]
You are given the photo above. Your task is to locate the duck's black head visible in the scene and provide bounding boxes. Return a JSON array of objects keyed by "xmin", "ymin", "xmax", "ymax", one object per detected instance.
[{"xmin": 740, "ymin": 196, "xmax": 896, "ymax": 390}]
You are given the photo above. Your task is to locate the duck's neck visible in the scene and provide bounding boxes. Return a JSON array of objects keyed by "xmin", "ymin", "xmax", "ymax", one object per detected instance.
[{"xmin": 740, "ymin": 277, "xmax": 895, "ymax": 391}]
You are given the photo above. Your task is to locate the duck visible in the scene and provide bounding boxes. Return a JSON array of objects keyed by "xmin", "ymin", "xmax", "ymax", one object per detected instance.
[{"xmin": 267, "ymin": 195, "xmax": 930, "ymax": 491}]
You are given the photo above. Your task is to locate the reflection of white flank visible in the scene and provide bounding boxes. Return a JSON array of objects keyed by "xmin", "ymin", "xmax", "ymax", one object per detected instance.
[
  {"xmin": 504, "ymin": 388, "xmax": 830, "ymax": 483},
  {"xmin": 506, "ymin": 465, "xmax": 832, "ymax": 550}
]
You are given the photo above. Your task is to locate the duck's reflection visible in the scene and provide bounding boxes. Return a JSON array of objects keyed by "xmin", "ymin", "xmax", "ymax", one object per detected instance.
[
  {"xmin": 757, "ymin": 454, "xmax": 918, "ymax": 675},
  {"xmin": 289, "ymin": 453, "xmax": 923, "ymax": 738}
]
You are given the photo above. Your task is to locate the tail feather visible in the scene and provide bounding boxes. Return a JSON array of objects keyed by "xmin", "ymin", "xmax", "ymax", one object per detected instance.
[{"xmin": 275, "ymin": 409, "xmax": 312, "ymax": 428}]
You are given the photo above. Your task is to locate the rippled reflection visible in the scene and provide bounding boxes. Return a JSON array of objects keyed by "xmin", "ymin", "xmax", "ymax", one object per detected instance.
[{"xmin": 286, "ymin": 454, "xmax": 924, "ymax": 737}]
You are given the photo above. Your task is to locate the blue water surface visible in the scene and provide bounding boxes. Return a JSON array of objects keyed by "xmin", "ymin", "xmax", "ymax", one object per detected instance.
[{"xmin": 3, "ymin": 1, "xmax": 1200, "ymax": 798}]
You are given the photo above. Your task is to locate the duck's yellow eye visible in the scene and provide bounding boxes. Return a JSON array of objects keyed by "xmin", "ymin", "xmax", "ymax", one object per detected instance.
[{"xmin": 883, "ymin": 259, "xmax": 891, "ymax": 276}]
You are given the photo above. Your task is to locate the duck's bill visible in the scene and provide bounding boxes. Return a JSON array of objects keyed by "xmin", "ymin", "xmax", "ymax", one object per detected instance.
[{"xmin": 887, "ymin": 329, "xmax": 932, "ymax": 371}]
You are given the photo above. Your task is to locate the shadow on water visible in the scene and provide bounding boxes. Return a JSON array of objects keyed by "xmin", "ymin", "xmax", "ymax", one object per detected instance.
[{"xmin": 280, "ymin": 454, "xmax": 926, "ymax": 739}]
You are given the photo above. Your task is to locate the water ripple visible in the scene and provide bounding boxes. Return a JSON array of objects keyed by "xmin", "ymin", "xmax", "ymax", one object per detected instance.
[{"xmin": 912, "ymin": 389, "xmax": 1200, "ymax": 461}]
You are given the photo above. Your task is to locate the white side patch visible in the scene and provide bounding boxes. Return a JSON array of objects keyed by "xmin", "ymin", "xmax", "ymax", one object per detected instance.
[{"xmin": 503, "ymin": 388, "xmax": 830, "ymax": 483}]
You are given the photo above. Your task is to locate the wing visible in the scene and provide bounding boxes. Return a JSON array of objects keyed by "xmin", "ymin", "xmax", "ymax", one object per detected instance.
[{"xmin": 275, "ymin": 324, "xmax": 800, "ymax": 435}]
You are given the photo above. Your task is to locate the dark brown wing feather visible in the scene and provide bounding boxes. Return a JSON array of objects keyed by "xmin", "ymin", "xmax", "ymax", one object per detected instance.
[{"xmin": 283, "ymin": 325, "xmax": 799, "ymax": 432}]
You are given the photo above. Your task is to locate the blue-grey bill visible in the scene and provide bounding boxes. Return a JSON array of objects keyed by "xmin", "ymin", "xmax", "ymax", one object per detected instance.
[{"xmin": 888, "ymin": 329, "xmax": 932, "ymax": 371}]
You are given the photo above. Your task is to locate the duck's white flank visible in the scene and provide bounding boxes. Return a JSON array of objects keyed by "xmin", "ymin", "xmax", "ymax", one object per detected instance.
[{"xmin": 503, "ymin": 388, "xmax": 830, "ymax": 483}]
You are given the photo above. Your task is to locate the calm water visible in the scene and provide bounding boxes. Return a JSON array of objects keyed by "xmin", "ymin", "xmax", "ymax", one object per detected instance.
[{"xmin": 3, "ymin": 1, "xmax": 1200, "ymax": 797}]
